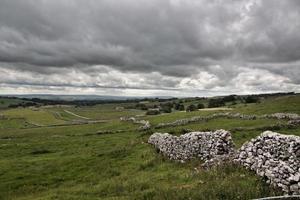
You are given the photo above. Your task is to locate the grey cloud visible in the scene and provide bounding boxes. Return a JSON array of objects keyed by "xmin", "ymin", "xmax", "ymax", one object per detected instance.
[{"xmin": 0, "ymin": 0, "xmax": 299, "ymax": 95}]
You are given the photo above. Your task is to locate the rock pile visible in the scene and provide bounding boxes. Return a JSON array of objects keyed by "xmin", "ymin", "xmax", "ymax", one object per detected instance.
[
  {"xmin": 120, "ymin": 117, "xmax": 151, "ymax": 130},
  {"xmin": 148, "ymin": 129, "xmax": 235, "ymax": 162},
  {"xmin": 137, "ymin": 120, "xmax": 151, "ymax": 131},
  {"xmin": 235, "ymin": 131, "xmax": 300, "ymax": 194}
]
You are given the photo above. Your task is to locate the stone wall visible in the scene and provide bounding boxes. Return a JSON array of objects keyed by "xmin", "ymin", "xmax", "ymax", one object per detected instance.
[
  {"xmin": 149, "ymin": 130, "xmax": 300, "ymax": 194},
  {"xmin": 148, "ymin": 129, "xmax": 235, "ymax": 162},
  {"xmin": 235, "ymin": 131, "xmax": 300, "ymax": 195},
  {"xmin": 120, "ymin": 116, "xmax": 151, "ymax": 130},
  {"xmin": 155, "ymin": 112, "xmax": 300, "ymax": 129}
]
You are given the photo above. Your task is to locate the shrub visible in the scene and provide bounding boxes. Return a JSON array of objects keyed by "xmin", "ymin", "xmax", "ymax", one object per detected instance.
[
  {"xmin": 222, "ymin": 95, "xmax": 236, "ymax": 102},
  {"xmin": 186, "ymin": 104, "xmax": 197, "ymax": 112},
  {"xmin": 161, "ymin": 106, "xmax": 172, "ymax": 113},
  {"xmin": 178, "ymin": 104, "xmax": 185, "ymax": 111},
  {"xmin": 174, "ymin": 103, "xmax": 185, "ymax": 111},
  {"xmin": 197, "ymin": 103, "xmax": 205, "ymax": 109},
  {"xmin": 136, "ymin": 103, "xmax": 148, "ymax": 110},
  {"xmin": 208, "ymin": 98, "xmax": 225, "ymax": 108},
  {"xmin": 146, "ymin": 110, "xmax": 160, "ymax": 115},
  {"xmin": 244, "ymin": 96, "xmax": 259, "ymax": 103}
]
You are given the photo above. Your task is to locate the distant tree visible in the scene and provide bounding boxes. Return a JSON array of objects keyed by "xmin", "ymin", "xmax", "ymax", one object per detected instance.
[
  {"xmin": 161, "ymin": 106, "xmax": 172, "ymax": 113},
  {"xmin": 197, "ymin": 103, "xmax": 205, "ymax": 109},
  {"xmin": 146, "ymin": 110, "xmax": 160, "ymax": 115},
  {"xmin": 222, "ymin": 95, "xmax": 236, "ymax": 103},
  {"xmin": 231, "ymin": 101, "xmax": 237, "ymax": 105},
  {"xmin": 178, "ymin": 104, "xmax": 185, "ymax": 111},
  {"xmin": 244, "ymin": 96, "xmax": 259, "ymax": 103},
  {"xmin": 162, "ymin": 102, "xmax": 174, "ymax": 108},
  {"xmin": 160, "ymin": 102, "xmax": 174, "ymax": 113},
  {"xmin": 136, "ymin": 103, "xmax": 148, "ymax": 110},
  {"xmin": 174, "ymin": 103, "xmax": 183, "ymax": 110},
  {"xmin": 208, "ymin": 98, "xmax": 225, "ymax": 108},
  {"xmin": 186, "ymin": 104, "xmax": 197, "ymax": 112}
]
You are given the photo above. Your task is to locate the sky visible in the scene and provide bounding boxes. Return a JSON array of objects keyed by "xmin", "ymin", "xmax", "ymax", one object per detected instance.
[{"xmin": 0, "ymin": 0, "xmax": 300, "ymax": 97}]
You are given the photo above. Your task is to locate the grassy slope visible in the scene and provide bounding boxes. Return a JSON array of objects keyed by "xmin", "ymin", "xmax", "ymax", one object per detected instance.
[
  {"xmin": 231, "ymin": 95, "xmax": 300, "ymax": 115},
  {"xmin": 1, "ymin": 95, "xmax": 299, "ymax": 199},
  {"xmin": 2, "ymin": 108, "xmax": 66, "ymax": 126},
  {"xmin": 0, "ymin": 98, "xmax": 31, "ymax": 110}
]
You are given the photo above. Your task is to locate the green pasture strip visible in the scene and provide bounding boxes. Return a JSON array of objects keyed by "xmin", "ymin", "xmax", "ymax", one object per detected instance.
[
  {"xmin": 145, "ymin": 110, "xmax": 225, "ymax": 125},
  {"xmin": 155, "ymin": 117, "xmax": 280, "ymax": 132},
  {"xmin": 231, "ymin": 95, "xmax": 300, "ymax": 115},
  {"xmin": 0, "ymin": 118, "xmax": 35, "ymax": 129},
  {"xmin": 0, "ymin": 98, "xmax": 31, "ymax": 110},
  {"xmin": 65, "ymin": 106, "xmax": 144, "ymax": 120},
  {"xmin": 2, "ymin": 108, "xmax": 66, "ymax": 126},
  {"xmin": 0, "ymin": 124, "xmax": 281, "ymax": 200}
]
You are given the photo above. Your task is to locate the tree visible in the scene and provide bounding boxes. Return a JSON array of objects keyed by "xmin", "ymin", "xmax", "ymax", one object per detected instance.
[
  {"xmin": 136, "ymin": 103, "xmax": 148, "ymax": 110},
  {"xmin": 208, "ymin": 98, "xmax": 225, "ymax": 108},
  {"xmin": 146, "ymin": 110, "xmax": 160, "ymax": 115},
  {"xmin": 161, "ymin": 106, "xmax": 172, "ymax": 113},
  {"xmin": 222, "ymin": 95, "xmax": 236, "ymax": 103},
  {"xmin": 197, "ymin": 103, "xmax": 205, "ymax": 109},
  {"xmin": 244, "ymin": 96, "xmax": 259, "ymax": 103},
  {"xmin": 174, "ymin": 103, "xmax": 181, "ymax": 110},
  {"xmin": 186, "ymin": 104, "xmax": 197, "ymax": 112},
  {"xmin": 178, "ymin": 104, "xmax": 185, "ymax": 111}
]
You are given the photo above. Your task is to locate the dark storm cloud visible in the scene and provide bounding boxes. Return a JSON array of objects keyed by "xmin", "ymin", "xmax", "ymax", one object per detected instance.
[{"xmin": 0, "ymin": 0, "xmax": 299, "ymax": 95}]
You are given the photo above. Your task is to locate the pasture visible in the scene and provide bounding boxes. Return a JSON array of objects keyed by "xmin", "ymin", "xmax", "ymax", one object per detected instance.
[{"xmin": 0, "ymin": 94, "xmax": 299, "ymax": 199}]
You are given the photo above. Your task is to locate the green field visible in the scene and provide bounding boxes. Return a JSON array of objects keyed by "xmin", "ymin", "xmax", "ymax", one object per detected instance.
[{"xmin": 0, "ymin": 94, "xmax": 300, "ymax": 199}]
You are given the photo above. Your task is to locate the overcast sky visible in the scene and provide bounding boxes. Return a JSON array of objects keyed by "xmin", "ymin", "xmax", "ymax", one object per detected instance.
[{"xmin": 0, "ymin": 0, "xmax": 299, "ymax": 97}]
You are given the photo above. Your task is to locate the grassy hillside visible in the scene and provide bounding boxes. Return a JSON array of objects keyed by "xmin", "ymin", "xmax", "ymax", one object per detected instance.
[
  {"xmin": 0, "ymin": 97, "xmax": 32, "ymax": 110},
  {"xmin": 0, "ymin": 94, "xmax": 299, "ymax": 199}
]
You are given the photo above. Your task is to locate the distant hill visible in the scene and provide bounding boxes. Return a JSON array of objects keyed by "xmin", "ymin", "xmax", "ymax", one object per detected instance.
[{"xmin": 1, "ymin": 94, "xmax": 174, "ymax": 101}]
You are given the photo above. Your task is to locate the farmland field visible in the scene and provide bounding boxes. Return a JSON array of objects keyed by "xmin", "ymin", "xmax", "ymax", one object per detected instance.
[{"xmin": 0, "ymin": 94, "xmax": 300, "ymax": 200}]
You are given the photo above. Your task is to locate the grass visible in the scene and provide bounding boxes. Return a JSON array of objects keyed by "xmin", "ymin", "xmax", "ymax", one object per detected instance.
[
  {"xmin": 144, "ymin": 110, "xmax": 223, "ymax": 125},
  {"xmin": 231, "ymin": 95, "xmax": 300, "ymax": 115},
  {"xmin": 0, "ymin": 98, "xmax": 32, "ymax": 110},
  {"xmin": 0, "ymin": 95, "xmax": 299, "ymax": 199},
  {"xmin": 2, "ymin": 108, "xmax": 66, "ymax": 126}
]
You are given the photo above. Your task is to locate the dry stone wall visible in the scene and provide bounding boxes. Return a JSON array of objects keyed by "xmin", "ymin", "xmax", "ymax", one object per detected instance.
[
  {"xmin": 148, "ymin": 129, "xmax": 235, "ymax": 162},
  {"xmin": 120, "ymin": 116, "xmax": 151, "ymax": 130},
  {"xmin": 235, "ymin": 131, "xmax": 300, "ymax": 195},
  {"xmin": 155, "ymin": 112, "xmax": 300, "ymax": 129},
  {"xmin": 148, "ymin": 130, "xmax": 300, "ymax": 194}
]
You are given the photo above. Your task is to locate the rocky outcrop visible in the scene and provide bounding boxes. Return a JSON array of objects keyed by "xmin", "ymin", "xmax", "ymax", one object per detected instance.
[
  {"xmin": 148, "ymin": 129, "xmax": 235, "ymax": 162},
  {"xmin": 120, "ymin": 116, "xmax": 151, "ymax": 130},
  {"xmin": 235, "ymin": 131, "xmax": 300, "ymax": 195}
]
